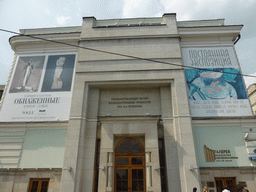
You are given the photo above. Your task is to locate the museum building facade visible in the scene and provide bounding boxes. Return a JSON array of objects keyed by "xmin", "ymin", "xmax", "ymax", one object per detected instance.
[{"xmin": 0, "ymin": 13, "xmax": 256, "ymax": 192}]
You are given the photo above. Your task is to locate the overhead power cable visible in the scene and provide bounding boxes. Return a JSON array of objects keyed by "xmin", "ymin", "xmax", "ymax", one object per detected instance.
[{"xmin": 1, "ymin": 28, "xmax": 256, "ymax": 78}]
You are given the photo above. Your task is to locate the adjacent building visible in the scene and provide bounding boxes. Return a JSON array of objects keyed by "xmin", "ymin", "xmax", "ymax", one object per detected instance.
[
  {"xmin": 0, "ymin": 13, "xmax": 256, "ymax": 192},
  {"xmin": 248, "ymin": 84, "xmax": 256, "ymax": 115},
  {"xmin": 0, "ymin": 85, "xmax": 4, "ymax": 101}
]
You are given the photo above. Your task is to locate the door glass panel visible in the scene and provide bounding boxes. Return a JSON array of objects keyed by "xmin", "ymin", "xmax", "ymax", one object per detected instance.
[
  {"xmin": 131, "ymin": 144, "xmax": 142, "ymax": 153},
  {"xmin": 132, "ymin": 169, "xmax": 144, "ymax": 192},
  {"xmin": 123, "ymin": 181, "xmax": 128, "ymax": 191},
  {"xmin": 226, "ymin": 180, "xmax": 235, "ymax": 192},
  {"xmin": 130, "ymin": 140, "xmax": 138, "ymax": 150},
  {"xmin": 117, "ymin": 158, "xmax": 122, "ymax": 165},
  {"xmin": 132, "ymin": 158, "xmax": 143, "ymax": 165},
  {"xmin": 117, "ymin": 141, "xmax": 129, "ymax": 153},
  {"xmin": 138, "ymin": 180, "xmax": 144, "ymax": 190},
  {"xmin": 117, "ymin": 158, "xmax": 128, "ymax": 165},
  {"xmin": 117, "ymin": 140, "xmax": 143, "ymax": 153},
  {"xmin": 132, "ymin": 180, "xmax": 138, "ymax": 191},
  {"xmin": 123, "ymin": 158, "xmax": 128, "ymax": 165},
  {"xmin": 116, "ymin": 182, "xmax": 122, "ymax": 191},
  {"xmin": 116, "ymin": 170, "xmax": 122, "ymax": 179},
  {"xmin": 116, "ymin": 169, "xmax": 128, "ymax": 191},
  {"xmin": 116, "ymin": 169, "xmax": 128, "ymax": 179},
  {"xmin": 138, "ymin": 169, "xmax": 143, "ymax": 180},
  {"xmin": 132, "ymin": 169, "xmax": 137, "ymax": 179},
  {"xmin": 215, "ymin": 180, "xmax": 223, "ymax": 192},
  {"xmin": 123, "ymin": 169, "xmax": 128, "ymax": 180}
]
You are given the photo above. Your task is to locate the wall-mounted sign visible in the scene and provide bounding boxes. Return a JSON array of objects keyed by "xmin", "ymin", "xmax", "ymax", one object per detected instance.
[
  {"xmin": 249, "ymin": 156, "xmax": 256, "ymax": 161},
  {"xmin": 182, "ymin": 47, "xmax": 252, "ymax": 117},
  {"xmin": 204, "ymin": 145, "xmax": 238, "ymax": 163},
  {"xmin": 98, "ymin": 89, "xmax": 161, "ymax": 116},
  {"xmin": 0, "ymin": 54, "xmax": 77, "ymax": 122},
  {"xmin": 193, "ymin": 126, "xmax": 251, "ymax": 167}
]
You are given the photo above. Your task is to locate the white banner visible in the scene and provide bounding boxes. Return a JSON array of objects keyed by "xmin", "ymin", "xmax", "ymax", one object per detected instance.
[
  {"xmin": 182, "ymin": 47, "xmax": 252, "ymax": 117},
  {"xmin": 0, "ymin": 54, "xmax": 77, "ymax": 122}
]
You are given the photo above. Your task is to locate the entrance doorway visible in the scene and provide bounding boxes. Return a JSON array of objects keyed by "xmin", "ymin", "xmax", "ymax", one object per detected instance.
[
  {"xmin": 215, "ymin": 177, "xmax": 237, "ymax": 192},
  {"xmin": 115, "ymin": 138, "xmax": 145, "ymax": 192}
]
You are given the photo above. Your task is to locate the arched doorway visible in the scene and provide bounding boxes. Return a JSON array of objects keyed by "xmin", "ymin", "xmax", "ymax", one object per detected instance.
[{"xmin": 115, "ymin": 138, "xmax": 145, "ymax": 192}]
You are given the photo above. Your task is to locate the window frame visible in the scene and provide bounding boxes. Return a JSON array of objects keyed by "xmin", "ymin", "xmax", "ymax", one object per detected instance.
[{"xmin": 28, "ymin": 178, "xmax": 50, "ymax": 192}]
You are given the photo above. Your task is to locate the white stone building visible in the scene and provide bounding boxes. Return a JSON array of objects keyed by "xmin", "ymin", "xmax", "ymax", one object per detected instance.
[
  {"xmin": 248, "ymin": 84, "xmax": 256, "ymax": 115},
  {"xmin": 0, "ymin": 13, "xmax": 256, "ymax": 192}
]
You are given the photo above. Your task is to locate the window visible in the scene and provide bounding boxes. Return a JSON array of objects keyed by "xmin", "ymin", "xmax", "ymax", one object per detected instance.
[
  {"xmin": 28, "ymin": 178, "xmax": 49, "ymax": 192},
  {"xmin": 94, "ymin": 139, "xmax": 101, "ymax": 192},
  {"xmin": 158, "ymin": 139, "xmax": 168, "ymax": 192}
]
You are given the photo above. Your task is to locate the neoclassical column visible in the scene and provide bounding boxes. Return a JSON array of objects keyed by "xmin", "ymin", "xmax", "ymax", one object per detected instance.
[
  {"xmin": 60, "ymin": 82, "xmax": 89, "ymax": 192},
  {"xmin": 107, "ymin": 152, "xmax": 114, "ymax": 189},
  {"xmin": 145, "ymin": 119, "xmax": 161, "ymax": 192},
  {"xmin": 160, "ymin": 86, "xmax": 182, "ymax": 191},
  {"xmin": 98, "ymin": 121, "xmax": 114, "ymax": 192},
  {"xmin": 146, "ymin": 152, "xmax": 152, "ymax": 188},
  {"xmin": 170, "ymin": 75, "xmax": 202, "ymax": 192}
]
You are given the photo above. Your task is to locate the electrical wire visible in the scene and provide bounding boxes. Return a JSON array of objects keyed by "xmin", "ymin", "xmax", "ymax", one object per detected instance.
[{"xmin": 1, "ymin": 28, "xmax": 256, "ymax": 78}]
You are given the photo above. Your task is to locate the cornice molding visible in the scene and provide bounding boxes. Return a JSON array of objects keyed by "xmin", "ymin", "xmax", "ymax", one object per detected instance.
[
  {"xmin": 178, "ymin": 25, "xmax": 242, "ymax": 39},
  {"xmin": 0, "ymin": 121, "xmax": 69, "ymax": 128},
  {"xmin": 10, "ymin": 33, "xmax": 81, "ymax": 51},
  {"xmin": 192, "ymin": 118, "xmax": 256, "ymax": 126},
  {"xmin": 98, "ymin": 116, "xmax": 161, "ymax": 122},
  {"xmin": 79, "ymin": 34, "xmax": 180, "ymax": 42}
]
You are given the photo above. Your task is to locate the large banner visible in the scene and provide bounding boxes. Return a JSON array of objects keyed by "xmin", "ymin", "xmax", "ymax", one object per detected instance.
[
  {"xmin": 0, "ymin": 54, "xmax": 76, "ymax": 122},
  {"xmin": 182, "ymin": 47, "xmax": 252, "ymax": 117}
]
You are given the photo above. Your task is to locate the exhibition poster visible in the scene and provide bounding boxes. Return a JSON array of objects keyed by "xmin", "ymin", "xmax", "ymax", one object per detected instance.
[
  {"xmin": 0, "ymin": 54, "xmax": 76, "ymax": 122},
  {"xmin": 182, "ymin": 47, "xmax": 252, "ymax": 117}
]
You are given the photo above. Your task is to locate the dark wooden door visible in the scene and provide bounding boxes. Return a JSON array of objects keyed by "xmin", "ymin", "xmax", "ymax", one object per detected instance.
[
  {"xmin": 115, "ymin": 138, "xmax": 145, "ymax": 192},
  {"xmin": 215, "ymin": 177, "xmax": 237, "ymax": 192}
]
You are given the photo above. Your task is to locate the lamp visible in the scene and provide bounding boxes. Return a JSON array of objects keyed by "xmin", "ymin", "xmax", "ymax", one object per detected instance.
[
  {"xmin": 63, "ymin": 166, "xmax": 71, "ymax": 171},
  {"xmin": 99, "ymin": 165, "xmax": 105, "ymax": 170},
  {"xmin": 154, "ymin": 165, "xmax": 160, "ymax": 170},
  {"xmin": 189, "ymin": 165, "xmax": 194, "ymax": 171}
]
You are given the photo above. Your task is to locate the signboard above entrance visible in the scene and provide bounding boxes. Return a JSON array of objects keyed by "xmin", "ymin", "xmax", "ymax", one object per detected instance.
[
  {"xmin": 182, "ymin": 46, "xmax": 252, "ymax": 117},
  {"xmin": 98, "ymin": 88, "xmax": 161, "ymax": 117}
]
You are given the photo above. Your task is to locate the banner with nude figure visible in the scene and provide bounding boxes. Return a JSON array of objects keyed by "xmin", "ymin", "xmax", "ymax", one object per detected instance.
[
  {"xmin": 0, "ymin": 54, "xmax": 76, "ymax": 122},
  {"xmin": 182, "ymin": 46, "xmax": 252, "ymax": 117}
]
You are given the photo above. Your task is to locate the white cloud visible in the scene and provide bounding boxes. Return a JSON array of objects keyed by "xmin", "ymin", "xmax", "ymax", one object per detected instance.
[
  {"xmin": 56, "ymin": 15, "xmax": 71, "ymax": 25},
  {"xmin": 46, "ymin": 9, "xmax": 50, "ymax": 14},
  {"xmin": 160, "ymin": 0, "xmax": 196, "ymax": 20},
  {"xmin": 123, "ymin": 0, "xmax": 163, "ymax": 18}
]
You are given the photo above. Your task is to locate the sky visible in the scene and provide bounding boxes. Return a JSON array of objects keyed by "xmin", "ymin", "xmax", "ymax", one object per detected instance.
[{"xmin": 0, "ymin": 0, "xmax": 256, "ymax": 87}]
